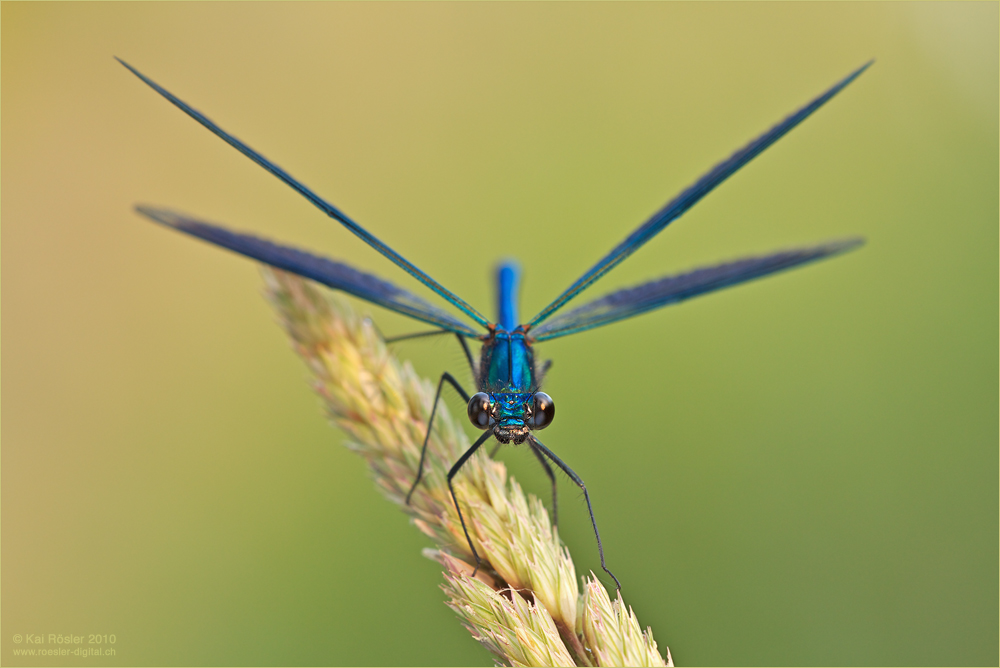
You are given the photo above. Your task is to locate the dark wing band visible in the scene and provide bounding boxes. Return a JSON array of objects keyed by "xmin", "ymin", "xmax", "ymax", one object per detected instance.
[
  {"xmin": 137, "ymin": 206, "xmax": 480, "ymax": 337},
  {"xmin": 527, "ymin": 61, "xmax": 872, "ymax": 329},
  {"xmin": 530, "ymin": 239, "xmax": 864, "ymax": 341},
  {"xmin": 118, "ymin": 58, "xmax": 490, "ymax": 329}
]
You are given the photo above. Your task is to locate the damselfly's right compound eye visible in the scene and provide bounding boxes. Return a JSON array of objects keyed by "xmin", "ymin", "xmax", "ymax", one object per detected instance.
[
  {"xmin": 467, "ymin": 392, "xmax": 492, "ymax": 430},
  {"xmin": 531, "ymin": 392, "xmax": 555, "ymax": 430}
]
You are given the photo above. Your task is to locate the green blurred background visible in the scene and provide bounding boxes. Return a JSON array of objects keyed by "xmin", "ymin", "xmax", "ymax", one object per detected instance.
[{"xmin": 2, "ymin": 3, "xmax": 996, "ymax": 666}]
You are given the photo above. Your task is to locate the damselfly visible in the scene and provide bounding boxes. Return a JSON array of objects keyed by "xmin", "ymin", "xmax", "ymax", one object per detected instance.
[{"xmin": 120, "ymin": 58, "xmax": 870, "ymax": 590}]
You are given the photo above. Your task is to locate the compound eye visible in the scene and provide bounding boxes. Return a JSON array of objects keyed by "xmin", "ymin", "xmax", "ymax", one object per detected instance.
[
  {"xmin": 531, "ymin": 392, "xmax": 555, "ymax": 430},
  {"xmin": 467, "ymin": 392, "xmax": 492, "ymax": 430}
]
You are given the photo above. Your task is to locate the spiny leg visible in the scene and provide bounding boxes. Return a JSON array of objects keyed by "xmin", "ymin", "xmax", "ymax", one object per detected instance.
[
  {"xmin": 529, "ymin": 441, "xmax": 558, "ymax": 528},
  {"xmin": 447, "ymin": 430, "xmax": 493, "ymax": 575},
  {"xmin": 405, "ymin": 372, "xmax": 471, "ymax": 505},
  {"xmin": 530, "ymin": 436, "xmax": 621, "ymax": 591},
  {"xmin": 383, "ymin": 330, "xmax": 477, "ymax": 380},
  {"xmin": 537, "ymin": 359, "xmax": 553, "ymax": 385},
  {"xmin": 454, "ymin": 333, "xmax": 477, "ymax": 379},
  {"xmin": 384, "ymin": 329, "xmax": 450, "ymax": 343}
]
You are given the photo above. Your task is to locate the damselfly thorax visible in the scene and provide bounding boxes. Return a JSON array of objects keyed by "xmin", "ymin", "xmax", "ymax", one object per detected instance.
[{"xmin": 469, "ymin": 326, "xmax": 553, "ymax": 445}]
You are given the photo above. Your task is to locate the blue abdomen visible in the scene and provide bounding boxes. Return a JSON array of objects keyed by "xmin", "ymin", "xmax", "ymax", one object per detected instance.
[{"xmin": 496, "ymin": 261, "xmax": 520, "ymax": 332}]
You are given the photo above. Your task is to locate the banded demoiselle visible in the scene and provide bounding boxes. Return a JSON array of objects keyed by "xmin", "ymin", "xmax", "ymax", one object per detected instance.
[{"xmin": 120, "ymin": 58, "xmax": 870, "ymax": 590}]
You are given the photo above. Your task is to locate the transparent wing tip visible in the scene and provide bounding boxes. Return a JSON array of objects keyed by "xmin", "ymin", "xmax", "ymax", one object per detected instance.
[
  {"xmin": 135, "ymin": 204, "xmax": 186, "ymax": 229},
  {"xmin": 816, "ymin": 236, "xmax": 866, "ymax": 256}
]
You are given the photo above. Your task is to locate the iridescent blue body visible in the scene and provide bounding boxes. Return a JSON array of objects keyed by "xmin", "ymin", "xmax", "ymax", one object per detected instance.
[
  {"xmin": 479, "ymin": 331, "xmax": 536, "ymax": 444},
  {"xmin": 478, "ymin": 263, "xmax": 540, "ymax": 443},
  {"xmin": 120, "ymin": 57, "xmax": 871, "ymax": 590}
]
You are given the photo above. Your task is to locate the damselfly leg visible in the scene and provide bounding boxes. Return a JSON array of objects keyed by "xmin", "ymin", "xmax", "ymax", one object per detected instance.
[
  {"xmin": 447, "ymin": 431, "xmax": 493, "ymax": 575},
  {"xmin": 405, "ymin": 371, "xmax": 471, "ymax": 505},
  {"xmin": 530, "ymin": 435, "xmax": 620, "ymax": 591},
  {"xmin": 529, "ymin": 441, "xmax": 558, "ymax": 527}
]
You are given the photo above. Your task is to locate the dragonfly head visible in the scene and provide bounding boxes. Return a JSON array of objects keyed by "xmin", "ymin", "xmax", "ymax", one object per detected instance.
[{"xmin": 467, "ymin": 391, "xmax": 555, "ymax": 445}]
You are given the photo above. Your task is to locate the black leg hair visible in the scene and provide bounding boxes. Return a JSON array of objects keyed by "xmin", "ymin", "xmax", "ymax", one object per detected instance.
[
  {"xmin": 362, "ymin": 317, "xmax": 386, "ymax": 342},
  {"xmin": 384, "ymin": 329, "xmax": 450, "ymax": 344},
  {"xmin": 382, "ymin": 331, "xmax": 478, "ymax": 381},
  {"xmin": 383, "ymin": 330, "xmax": 477, "ymax": 376},
  {"xmin": 405, "ymin": 372, "xmax": 472, "ymax": 505},
  {"xmin": 529, "ymin": 436, "xmax": 621, "ymax": 591},
  {"xmin": 447, "ymin": 430, "xmax": 494, "ymax": 575},
  {"xmin": 454, "ymin": 333, "xmax": 477, "ymax": 379},
  {"xmin": 537, "ymin": 359, "xmax": 553, "ymax": 384},
  {"xmin": 529, "ymin": 441, "xmax": 558, "ymax": 528}
]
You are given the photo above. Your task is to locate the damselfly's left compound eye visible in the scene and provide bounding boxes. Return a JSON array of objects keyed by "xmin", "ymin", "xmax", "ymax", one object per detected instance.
[
  {"xmin": 467, "ymin": 392, "xmax": 492, "ymax": 430},
  {"xmin": 530, "ymin": 392, "xmax": 555, "ymax": 430}
]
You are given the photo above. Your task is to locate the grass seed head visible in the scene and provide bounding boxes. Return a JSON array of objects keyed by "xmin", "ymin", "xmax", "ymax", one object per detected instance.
[{"xmin": 262, "ymin": 268, "xmax": 669, "ymax": 667}]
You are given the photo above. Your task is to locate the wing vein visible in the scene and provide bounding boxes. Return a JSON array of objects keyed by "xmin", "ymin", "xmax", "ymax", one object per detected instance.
[
  {"xmin": 531, "ymin": 239, "xmax": 864, "ymax": 341},
  {"xmin": 118, "ymin": 58, "xmax": 489, "ymax": 329},
  {"xmin": 137, "ymin": 206, "xmax": 480, "ymax": 336},
  {"xmin": 527, "ymin": 61, "xmax": 872, "ymax": 330}
]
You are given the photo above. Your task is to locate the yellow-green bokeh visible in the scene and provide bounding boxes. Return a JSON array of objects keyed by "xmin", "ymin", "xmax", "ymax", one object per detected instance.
[{"xmin": 2, "ymin": 3, "xmax": 996, "ymax": 666}]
